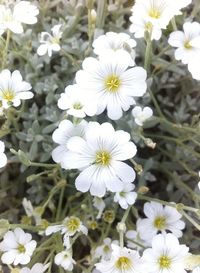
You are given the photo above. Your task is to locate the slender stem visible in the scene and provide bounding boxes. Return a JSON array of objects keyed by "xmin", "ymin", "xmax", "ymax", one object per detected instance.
[
  {"xmin": 144, "ymin": 35, "xmax": 152, "ymax": 73},
  {"xmin": 1, "ymin": 29, "xmax": 11, "ymax": 69}
]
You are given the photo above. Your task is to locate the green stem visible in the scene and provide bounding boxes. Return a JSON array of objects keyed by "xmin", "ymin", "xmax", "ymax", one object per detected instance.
[
  {"xmin": 1, "ymin": 29, "xmax": 11, "ymax": 69},
  {"xmin": 144, "ymin": 36, "xmax": 152, "ymax": 73}
]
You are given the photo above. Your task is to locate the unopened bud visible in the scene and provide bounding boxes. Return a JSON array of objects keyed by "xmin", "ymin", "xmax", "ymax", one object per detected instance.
[
  {"xmin": 144, "ymin": 138, "xmax": 156, "ymax": 149},
  {"xmin": 90, "ymin": 9, "xmax": 96, "ymax": 24},
  {"xmin": 135, "ymin": 164, "xmax": 143, "ymax": 175},
  {"xmin": 117, "ymin": 222, "xmax": 126, "ymax": 233},
  {"xmin": 103, "ymin": 210, "xmax": 115, "ymax": 223},
  {"xmin": 138, "ymin": 186, "xmax": 149, "ymax": 194}
]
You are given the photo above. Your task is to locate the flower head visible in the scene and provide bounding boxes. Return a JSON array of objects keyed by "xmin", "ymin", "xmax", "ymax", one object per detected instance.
[
  {"xmin": 0, "ymin": 228, "xmax": 37, "ymax": 265},
  {"xmin": 168, "ymin": 22, "xmax": 200, "ymax": 64},
  {"xmin": 0, "ymin": 1, "xmax": 39, "ymax": 35},
  {"xmin": 114, "ymin": 183, "xmax": 137, "ymax": 209},
  {"xmin": 142, "ymin": 234, "xmax": 189, "ymax": 273},
  {"xmin": 63, "ymin": 122, "xmax": 137, "ymax": 197},
  {"xmin": 58, "ymin": 84, "xmax": 97, "ymax": 118},
  {"xmin": 0, "ymin": 70, "xmax": 33, "ymax": 109},
  {"xmin": 137, "ymin": 201, "xmax": 185, "ymax": 242},
  {"xmin": 92, "ymin": 32, "xmax": 136, "ymax": 66},
  {"xmin": 55, "ymin": 250, "xmax": 76, "ymax": 271},
  {"xmin": 95, "ymin": 244, "xmax": 141, "ymax": 273},
  {"xmin": 37, "ymin": 24, "xmax": 63, "ymax": 57},
  {"xmin": 0, "ymin": 140, "xmax": 7, "ymax": 168},
  {"xmin": 94, "ymin": 238, "xmax": 118, "ymax": 261},
  {"xmin": 51, "ymin": 119, "xmax": 88, "ymax": 169},
  {"xmin": 132, "ymin": 106, "xmax": 153, "ymax": 126},
  {"xmin": 76, "ymin": 51, "xmax": 147, "ymax": 120}
]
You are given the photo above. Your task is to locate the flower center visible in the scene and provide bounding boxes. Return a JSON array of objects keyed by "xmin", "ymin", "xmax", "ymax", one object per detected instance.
[
  {"xmin": 73, "ymin": 102, "xmax": 83, "ymax": 110},
  {"xmin": 148, "ymin": 7, "xmax": 161, "ymax": 19},
  {"xmin": 158, "ymin": 255, "xmax": 171, "ymax": 269},
  {"xmin": 50, "ymin": 36, "xmax": 60, "ymax": 44},
  {"xmin": 17, "ymin": 244, "xmax": 26, "ymax": 253},
  {"xmin": 115, "ymin": 256, "xmax": 132, "ymax": 270},
  {"xmin": 103, "ymin": 245, "xmax": 110, "ymax": 253},
  {"xmin": 184, "ymin": 40, "xmax": 192, "ymax": 49},
  {"xmin": 105, "ymin": 75, "xmax": 121, "ymax": 92},
  {"xmin": 154, "ymin": 216, "xmax": 166, "ymax": 230},
  {"xmin": 1, "ymin": 89, "xmax": 15, "ymax": 101},
  {"xmin": 65, "ymin": 217, "xmax": 80, "ymax": 232},
  {"xmin": 95, "ymin": 151, "xmax": 111, "ymax": 166}
]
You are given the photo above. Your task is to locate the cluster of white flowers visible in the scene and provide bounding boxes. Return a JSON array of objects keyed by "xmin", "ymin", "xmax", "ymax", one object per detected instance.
[
  {"xmin": 0, "ymin": 1, "xmax": 39, "ymax": 35},
  {"xmin": 129, "ymin": 0, "xmax": 192, "ymax": 40},
  {"xmin": 169, "ymin": 21, "xmax": 200, "ymax": 80}
]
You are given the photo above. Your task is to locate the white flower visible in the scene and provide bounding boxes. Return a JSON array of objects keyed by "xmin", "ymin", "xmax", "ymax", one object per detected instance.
[
  {"xmin": 55, "ymin": 250, "xmax": 76, "ymax": 271},
  {"xmin": 114, "ymin": 183, "xmax": 137, "ymax": 209},
  {"xmin": 0, "ymin": 1, "xmax": 39, "ymax": 35},
  {"xmin": 94, "ymin": 238, "xmax": 118, "ymax": 261},
  {"xmin": 188, "ymin": 59, "xmax": 200, "ymax": 80},
  {"xmin": 0, "ymin": 140, "xmax": 7, "ymax": 168},
  {"xmin": 93, "ymin": 197, "xmax": 106, "ymax": 219},
  {"xmin": 142, "ymin": 233, "xmax": 189, "ymax": 273},
  {"xmin": 57, "ymin": 84, "xmax": 97, "ymax": 118},
  {"xmin": 0, "ymin": 228, "xmax": 37, "ymax": 265},
  {"xmin": 46, "ymin": 216, "xmax": 88, "ymax": 249},
  {"xmin": 95, "ymin": 244, "xmax": 141, "ymax": 273},
  {"xmin": 168, "ymin": 22, "xmax": 200, "ymax": 64},
  {"xmin": 137, "ymin": 201, "xmax": 185, "ymax": 242},
  {"xmin": 51, "ymin": 119, "xmax": 88, "ymax": 169},
  {"xmin": 132, "ymin": 106, "xmax": 153, "ymax": 126},
  {"xmin": 129, "ymin": 0, "xmax": 176, "ymax": 41},
  {"xmin": 63, "ymin": 122, "xmax": 137, "ymax": 197},
  {"xmin": 130, "ymin": 15, "xmax": 162, "ymax": 41},
  {"xmin": 37, "ymin": 24, "xmax": 63, "ymax": 57},
  {"xmin": 76, "ymin": 51, "xmax": 147, "ymax": 120},
  {"xmin": 92, "ymin": 32, "xmax": 137, "ymax": 66},
  {"xmin": 126, "ymin": 230, "xmax": 149, "ymax": 250},
  {"xmin": 0, "ymin": 70, "xmax": 33, "ymax": 109},
  {"xmin": 20, "ymin": 263, "xmax": 49, "ymax": 273}
]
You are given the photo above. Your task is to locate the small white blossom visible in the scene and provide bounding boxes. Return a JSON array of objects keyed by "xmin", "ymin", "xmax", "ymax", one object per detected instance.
[
  {"xmin": 0, "ymin": 228, "xmax": 37, "ymax": 265},
  {"xmin": 55, "ymin": 250, "xmax": 76, "ymax": 271},
  {"xmin": 126, "ymin": 230, "xmax": 149, "ymax": 250},
  {"xmin": 63, "ymin": 122, "xmax": 137, "ymax": 197},
  {"xmin": 93, "ymin": 197, "xmax": 106, "ymax": 219},
  {"xmin": 95, "ymin": 244, "xmax": 141, "ymax": 273},
  {"xmin": 114, "ymin": 183, "xmax": 137, "ymax": 209},
  {"xmin": 22, "ymin": 198, "xmax": 42, "ymax": 225},
  {"xmin": 132, "ymin": 106, "xmax": 153, "ymax": 126},
  {"xmin": 168, "ymin": 22, "xmax": 200, "ymax": 64},
  {"xmin": 76, "ymin": 51, "xmax": 147, "ymax": 120},
  {"xmin": 58, "ymin": 84, "xmax": 97, "ymax": 118},
  {"xmin": 20, "ymin": 263, "xmax": 49, "ymax": 273},
  {"xmin": 142, "ymin": 233, "xmax": 189, "ymax": 273},
  {"xmin": 0, "ymin": 70, "xmax": 33, "ymax": 109},
  {"xmin": 0, "ymin": 1, "xmax": 39, "ymax": 35},
  {"xmin": 94, "ymin": 238, "xmax": 118, "ymax": 261},
  {"xmin": 137, "ymin": 201, "xmax": 185, "ymax": 242},
  {"xmin": 51, "ymin": 119, "xmax": 88, "ymax": 169},
  {"xmin": 92, "ymin": 32, "xmax": 137, "ymax": 66},
  {"xmin": 129, "ymin": 0, "xmax": 175, "ymax": 40},
  {"xmin": 0, "ymin": 140, "xmax": 7, "ymax": 168},
  {"xmin": 37, "ymin": 24, "xmax": 63, "ymax": 57},
  {"xmin": 46, "ymin": 216, "xmax": 88, "ymax": 249}
]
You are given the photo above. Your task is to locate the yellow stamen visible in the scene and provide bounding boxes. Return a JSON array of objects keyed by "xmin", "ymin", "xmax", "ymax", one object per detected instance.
[
  {"xmin": 158, "ymin": 255, "xmax": 171, "ymax": 269},
  {"xmin": 105, "ymin": 75, "xmax": 121, "ymax": 92},
  {"xmin": 154, "ymin": 216, "xmax": 166, "ymax": 230},
  {"xmin": 65, "ymin": 217, "xmax": 80, "ymax": 232},
  {"xmin": 115, "ymin": 256, "xmax": 132, "ymax": 270},
  {"xmin": 95, "ymin": 151, "xmax": 111, "ymax": 166}
]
